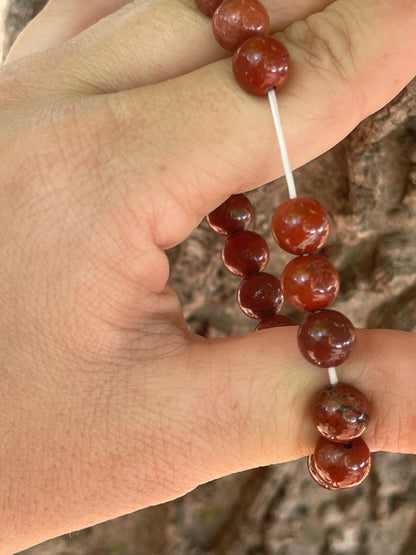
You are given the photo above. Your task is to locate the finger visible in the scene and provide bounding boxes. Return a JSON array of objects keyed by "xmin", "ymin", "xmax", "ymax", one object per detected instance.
[
  {"xmin": 9, "ymin": 327, "xmax": 413, "ymax": 552},
  {"xmin": 101, "ymin": 0, "xmax": 416, "ymax": 251},
  {"xmin": 133, "ymin": 327, "xmax": 414, "ymax": 504},
  {"xmin": 178, "ymin": 328, "xmax": 416, "ymax": 473},
  {"xmin": 5, "ymin": 0, "xmax": 132, "ymax": 62},
  {"xmin": 4, "ymin": 0, "xmax": 335, "ymax": 94},
  {"xmin": 58, "ymin": 0, "xmax": 335, "ymax": 91}
]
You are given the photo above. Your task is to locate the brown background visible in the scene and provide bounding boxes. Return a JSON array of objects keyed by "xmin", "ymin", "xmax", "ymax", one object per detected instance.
[{"xmin": 2, "ymin": 2, "xmax": 416, "ymax": 554}]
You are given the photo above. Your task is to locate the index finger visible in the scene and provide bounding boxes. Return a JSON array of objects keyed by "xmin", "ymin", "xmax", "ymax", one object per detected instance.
[{"xmin": 98, "ymin": 0, "xmax": 416, "ymax": 251}]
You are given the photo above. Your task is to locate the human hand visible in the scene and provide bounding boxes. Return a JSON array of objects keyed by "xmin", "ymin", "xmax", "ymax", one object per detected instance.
[{"xmin": 1, "ymin": 0, "xmax": 416, "ymax": 552}]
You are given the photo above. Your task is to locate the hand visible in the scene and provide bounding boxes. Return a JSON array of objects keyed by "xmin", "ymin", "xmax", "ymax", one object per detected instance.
[{"xmin": 1, "ymin": 0, "xmax": 416, "ymax": 552}]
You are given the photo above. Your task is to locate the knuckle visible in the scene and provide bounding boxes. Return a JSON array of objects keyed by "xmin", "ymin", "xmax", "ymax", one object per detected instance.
[
  {"xmin": 287, "ymin": 11, "xmax": 356, "ymax": 85},
  {"xmin": 283, "ymin": 6, "xmax": 366, "ymax": 121},
  {"xmin": 0, "ymin": 60, "xmax": 29, "ymax": 108}
]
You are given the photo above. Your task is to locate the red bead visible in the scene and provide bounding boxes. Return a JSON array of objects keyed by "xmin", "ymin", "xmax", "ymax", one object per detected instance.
[
  {"xmin": 195, "ymin": 0, "xmax": 224, "ymax": 18},
  {"xmin": 281, "ymin": 255, "xmax": 339, "ymax": 312},
  {"xmin": 272, "ymin": 196, "xmax": 330, "ymax": 254},
  {"xmin": 297, "ymin": 309, "xmax": 356, "ymax": 367},
  {"xmin": 222, "ymin": 230, "xmax": 269, "ymax": 276},
  {"xmin": 232, "ymin": 36, "xmax": 289, "ymax": 95},
  {"xmin": 255, "ymin": 314, "xmax": 296, "ymax": 330},
  {"xmin": 212, "ymin": 0, "xmax": 269, "ymax": 51},
  {"xmin": 311, "ymin": 383, "xmax": 370, "ymax": 442},
  {"xmin": 237, "ymin": 272, "xmax": 283, "ymax": 319},
  {"xmin": 308, "ymin": 437, "xmax": 371, "ymax": 490},
  {"xmin": 207, "ymin": 194, "xmax": 254, "ymax": 236}
]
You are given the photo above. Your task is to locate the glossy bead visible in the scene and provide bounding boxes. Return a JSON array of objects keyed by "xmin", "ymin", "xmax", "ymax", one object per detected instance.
[
  {"xmin": 212, "ymin": 0, "xmax": 269, "ymax": 51},
  {"xmin": 207, "ymin": 194, "xmax": 254, "ymax": 236},
  {"xmin": 308, "ymin": 437, "xmax": 371, "ymax": 490},
  {"xmin": 297, "ymin": 309, "xmax": 356, "ymax": 367},
  {"xmin": 281, "ymin": 254, "xmax": 339, "ymax": 312},
  {"xmin": 232, "ymin": 36, "xmax": 290, "ymax": 95},
  {"xmin": 222, "ymin": 230, "xmax": 269, "ymax": 276},
  {"xmin": 272, "ymin": 196, "xmax": 330, "ymax": 254},
  {"xmin": 238, "ymin": 272, "xmax": 283, "ymax": 319},
  {"xmin": 255, "ymin": 314, "xmax": 296, "ymax": 330},
  {"xmin": 195, "ymin": 0, "xmax": 224, "ymax": 18},
  {"xmin": 311, "ymin": 383, "xmax": 370, "ymax": 442}
]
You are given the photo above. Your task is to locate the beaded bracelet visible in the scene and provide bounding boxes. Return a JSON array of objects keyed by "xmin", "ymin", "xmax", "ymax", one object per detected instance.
[{"xmin": 196, "ymin": 0, "xmax": 371, "ymax": 490}]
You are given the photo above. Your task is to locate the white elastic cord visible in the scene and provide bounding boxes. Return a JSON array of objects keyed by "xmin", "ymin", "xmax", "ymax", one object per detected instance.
[
  {"xmin": 328, "ymin": 367, "xmax": 339, "ymax": 386},
  {"xmin": 267, "ymin": 88, "xmax": 297, "ymax": 199},
  {"xmin": 269, "ymin": 89, "xmax": 339, "ymax": 386}
]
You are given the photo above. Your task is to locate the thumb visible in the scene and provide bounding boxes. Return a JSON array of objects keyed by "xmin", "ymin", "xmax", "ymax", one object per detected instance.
[
  {"xmin": 179, "ymin": 328, "xmax": 416, "ymax": 479},
  {"xmin": 108, "ymin": 326, "xmax": 415, "ymax": 514},
  {"xmin": 3, "ymin": 310, "xmax": 414, "ymax": 552},
  {"xmin": 70, "ymin": 325, "xmax": 412, "ymax": 538}
]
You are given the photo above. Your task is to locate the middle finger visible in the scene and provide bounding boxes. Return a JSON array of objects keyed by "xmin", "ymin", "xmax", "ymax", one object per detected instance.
[{"xmin": 4, "ymin": 0, "xmax": 335, "ymax": 97}]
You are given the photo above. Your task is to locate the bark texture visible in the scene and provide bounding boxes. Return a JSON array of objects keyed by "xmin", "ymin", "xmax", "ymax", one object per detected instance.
[{"xmin": 2, "ymin": 2, "xmax": 416, "ymax": 554}]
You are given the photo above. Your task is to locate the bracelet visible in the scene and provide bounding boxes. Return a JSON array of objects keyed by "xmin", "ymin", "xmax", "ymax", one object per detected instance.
[{"xmin": 196, "ymin": 0, "xmax": 371, "ymax": 490}]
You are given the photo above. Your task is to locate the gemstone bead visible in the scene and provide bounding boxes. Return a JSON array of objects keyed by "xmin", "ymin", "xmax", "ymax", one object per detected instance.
[
  {"xmin": 212, "ymin": 0, "xmax": 269, "ymax": 51},
  {"xmin": 222, "ymin": 230, "xmax": 269, "ymax": 276},
  {"xmin": 232, "ymin": 36, "xmax": 290, "ymax": 95},
  {"xmin": 308, "ymin": 437, "xmax": 371, "ymax": 490},
  {"xmin": 281, "ymin": 254, "xmax": 339, "ymax": 312},
  {"xmin": 255, "ymin": 314, "xmax": 296, "ymax": 330},
  {"xmin": 272, "ymin": 196, "xmax": 330, "ymax": 254},
  {"xmin": 311, "ymin": 383, "xmax": 370, "ymax": 442},
  {"xmin": 297, "ymin": 309, "xmax": 356, "ymax": 367},
  {"xmin": 195, "ymin": 0, "xmax": 224, "ymax": 18},
  {"xmin": 237, "ymin": 272, "xmax": 283, "ymax": 319},
  {"xmin": 207, "ymin": 194, "xmax": 254, "ymax": 236}
]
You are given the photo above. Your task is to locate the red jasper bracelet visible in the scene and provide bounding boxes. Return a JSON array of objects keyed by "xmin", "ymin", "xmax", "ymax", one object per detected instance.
[{"xmin": 196, "ymin": 0, "xmax": 371, "ymax": 490}]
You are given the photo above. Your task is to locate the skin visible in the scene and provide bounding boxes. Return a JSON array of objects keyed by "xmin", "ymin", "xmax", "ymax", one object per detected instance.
[{"xmin": 1, "ymin": 0, "xmax": 416, "ymax": 552}]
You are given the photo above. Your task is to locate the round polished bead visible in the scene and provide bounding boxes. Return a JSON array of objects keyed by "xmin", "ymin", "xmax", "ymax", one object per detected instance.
[
  {"xmin": 212, "ymin": 0, "xmax": 269, "ymax": 51},
  {"xmin": 255, "ymin": 314, "xmax": 296, "ymax": 330},
  {"xmin": 238, "ymin": 272, "xmax": 283, "ymax": 319},
  {"xmin": 308, "ymin": 437, "xmax": 371, "ymax": 490},
  {"xmin": 207, "ymin": 194, "xmax": 254, "ymax": 236},
  {"xmin": 311, "ymin": 383, "xmax": 370, "ymax": 441},
  {"xmin": 272, "ymin": 196, "xmax": 330, "ymax": 254},
  {"xmin": 195, "ymin": 0, "xmax": 224, "ymax": 18},
  {"xmin": 222, "ymin": 230, "xmax": 269, "ymax": 276},
  {"xmin": 297, "ymin": 309, "xmax": 356, "ymax": 367},
  {"xmin": 281, "ymin": 254, "xmax": 339, "ymax": 312},
  {"xmin": 232, "ymin": 36, "xmax": 290, "ymax": 95}
]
